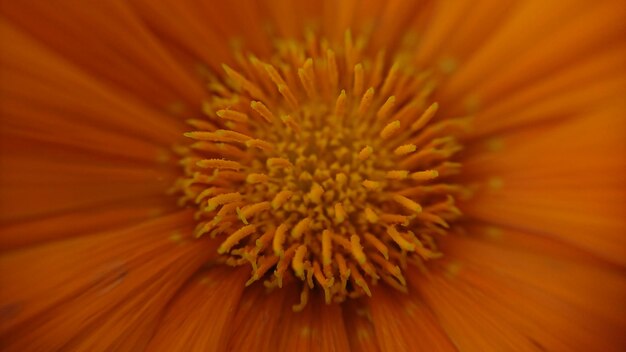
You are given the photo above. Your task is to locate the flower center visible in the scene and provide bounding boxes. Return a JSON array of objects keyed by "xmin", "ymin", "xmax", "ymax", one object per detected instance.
[{"xmin": 174, "ymin": 31, "xmax": 469, "ymax": 310}]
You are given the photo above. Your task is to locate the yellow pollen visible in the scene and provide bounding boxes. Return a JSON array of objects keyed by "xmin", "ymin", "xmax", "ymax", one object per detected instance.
[
  {"xmin": 246, "ymin": 173, "xmax": 269, "ymax": 184},
  {"xmin": 245, "ymin": 138, "xmax": 274, "ymax": 151},
  {"xmin": 174, "ymin": 30, "xmax": 466, "ymax": 308},
  {"xmin": 391, "ymin": 194, "xmax": 423, "ymax": 213},
  {"xmin": 218, "ymin": 225, "xmax": 256, "ymax": 254},
  {"xmin": 292, "ymin": 244, "xmax": 308, "ymax": 280},
  {"xmin": 364, "ymin": 207, "xmax": 379, "ymax": 223},
  {"xmin": 364, "ymin": 233, "xmax": 389, "ymax": 260},
  {"xmin": 350, "ymin": 235, "xmax": 367, "ymax": 264},
  {"xmin": 273, "ymin": 223, "xmax": 289, "ymax": 257},
  {"xmin": 271, "ymin": 190, "xmax": 293, "ymax": 209},
  {"xmin": 377, "ymin": 96, "xmax": 396, "ymax": 120},
  {"xmin": 358, "ymin": 146, "xmax": 373, "ymax": 160},
  {"xmin": 358, "ymin": 87, "xmax": 375, "ymax": 116},
  {"xmin": 362, "ymin": 180, "xmax": 381, "ymax": 190},
  {"xmin": 322, "ymin": 229, "xmax": 333, "ymax": 267},
  {"xmin": 334, "ymin": 90, "xmax": 347, "ymax": 118},
  {"xmin": 411, "ymin": 102, "xmax": 439, "ymax": 131},
  {"xmin": 250, "ymin": 101, "xmax": 275, "ymax": 122},
  {"xmin": 394, "ymin": 144, "xmax": 417, "ymax": 155},
  {"xmin": 353, "ymin": 63, "xmax": 364, "ymax": 98},
  {"xmin": 291, "ymin": 218, "xmax": 312, "ymax": 239},
  {"xmin": 334, "ymin": 203, "xmax": 347, "ymax": 223},
  {"xmin": 386, "ymin": 226, "xmax": 416, "ymax": 252},
  {"xmin": 267, "ymin": 157, "xmax": 293, "ymax": 168},
  {"xmin": 206, "ymin": 192, "xmax": 242, "ymax": 211},
  {"xmin": 238, "ymin": 201, "xmax": 271, "ymax": 222},
  {"xmin": 380, "ymin": 120, "xmax": 401, "ymax": 139},
  {"xmin": 196, "ymin": 159, "xmax": 241, "ymax": 170},
  {"xmin": 410, "ymin": 170, "xmax": 439, "ymax": 181},
  {"xmin": 216, "ymin": 109, "xmax": 248, "ymax": 122},
  {"xmin": 386, "ymin": 170, "xmax": 409, "ymax": 180}
]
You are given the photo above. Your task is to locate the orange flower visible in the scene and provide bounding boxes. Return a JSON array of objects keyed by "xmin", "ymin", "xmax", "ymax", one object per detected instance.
[{"xmin": 1, "ymin": 0, "xmax": 625, "ymax": 351}]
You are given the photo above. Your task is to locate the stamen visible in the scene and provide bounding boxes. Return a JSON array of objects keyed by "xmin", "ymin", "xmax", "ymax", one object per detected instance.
[
  {"xmin": 267, "ymin": 157, "xmax": 293, "ymax": 168},
  {"xmin": 334, "ymin": 203, "xmax": 347, "ymax": 223},
  {"xmin": 411, "ymin": 102, "xmax": 439, "ymax": 131},
  {"xmin": 391, "ymin": 194, "xmax": 422, "ymax": 212},
  {"xmin": 207, "ymin": 192, "xmax": 242, "ymax": 211},
  {"xmin": 326, "ymin": 49, "xmax": 339, "ymax": 93},
  {"xmin": 272, "ymin": 190, "xmax": 294, "ymax": 209},
  {"xmin": 273, "ymin": 223, "xmax": 289, "ymax": 257},
  {"xmin": 350, "ymin": 235, "xmax": 367, "ymax": 264},
  {"xmin": 196, "ymin": 159, "xmax": 241, "ymax": 170},
  {"xmin": 238, "ymin": 201, "xmax": 271, "ymax": 222},
  {"xmin": 292, "ymin": 284, "xmax": 309, "ymax": 312},
  {"xmin": 246, "ymin": 138, "xmax": 274, "ymax": 151},
  {"xmin": 292, "ymin": 244, "xmax": 308, "ymax": 280},
  {"xmin": 322, "ymin": 229, "xmax": 333, "ymax": 268},
  {"xmin": 410, "ymin": 170, "xmax": 439, "ymax": 181},
  {"xmin": 291, "ymin": 218, "xmax": 312, "ymax": 238},
  {"xmin": 358, "ymin": 146, "xmax": 373, "ymax": 160},
  {"xmin": 362, "ymin": 180, "xmax": 381, "ymax": 190},
  {"xmin": 309, "ymin": 183, "xmax": 324, "ymax": 204},
  {"xmin": 298, "ymin": 58, "xmax": 316, "ymax": 98},
  {"xmin": 216, "ymin": 109, "xmax": 248, "ymax": 122},
  {"xmin": 334, "ymin": 90, "xmax": 347, "ymax": 118},
  {"xmin": 394, "ymin": 144, "xmax": 416, "ymax": 155},
  {"xmin": 358, "ymin": 87, "xmax": 375, "ymax": 116},
  {"xmin": 218, "ymin": 225, "xmax": 256, "ymax": 254},
  {"xmin": 246, "ymin": 173, "xmax": 269, "ymax": 184},
  {"xmin": 380, "ymin": 120, "xmax": 401, "ymax": 139},
  {"xmin": 364, "ymin": 207, "xmax": 379, "ymax": 223},
  {"xmin": 376, "ymin": 96, "xmax": 396, "ymax": 120},
  {"xmin": 353, "ymin": 63, "xmax": 364, "ymax": 98},
  {"xmin": 364, "ymin": 233, "xmax": 389, "ymax": 260},
  {"xmin": 386, "ymin": 170, "xmax": 409, "ymax": 180},
  {"xmin": 386, "ymin": 226, "xmax": 416, "ymax": 252},
  {"xmin": 250, "ymin": 101, "xmax": 275, "ymax": 123}
]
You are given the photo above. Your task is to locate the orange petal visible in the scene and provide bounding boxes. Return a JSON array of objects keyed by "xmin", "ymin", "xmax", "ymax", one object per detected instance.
[
  {"xmin": 412, "ymin": 224, "xmax": 626, "ymax": 350},
  {"xmin": 368, "ymin": 286, "xmax": 456, "ymax": 351},
  {"xmin": 0, "ymin": 195, "xmax": 176, "ymax": 250},
  {"xmin": 146, "ymin": 267, "xmax": 248, "ymax": 351},
  {"xmin": 1, "ymin": 2, "xmax": 204, "ymax": 108},
  {"xmin": 462, "ymin": 107, "xmax": 626, "ymax": 265},
  {"xmin": 343, "ymin": 299, "xmax": 381, "ymax": 352},
  {"xmin": 0, "ymin": 211, "xmax": 217, "ymax": 351},
  {"xmin": 276, "ymin": 290, "xmax": 351, "ymax": 351}
]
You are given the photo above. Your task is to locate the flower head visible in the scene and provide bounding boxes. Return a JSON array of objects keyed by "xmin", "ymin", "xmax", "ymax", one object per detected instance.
[{"xmin": 0, "ymin": 0, "xmax": 625, "ymax": 351}]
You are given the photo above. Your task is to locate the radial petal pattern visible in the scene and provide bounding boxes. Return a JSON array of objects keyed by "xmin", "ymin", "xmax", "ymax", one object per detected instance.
[{"xmin": 0, "ymin": 0, "xmax": 625, "ymax": 351}]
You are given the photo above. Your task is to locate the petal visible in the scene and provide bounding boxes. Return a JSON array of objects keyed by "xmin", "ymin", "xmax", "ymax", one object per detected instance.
[
  {"xmin": 0, "ymin": 195, "xmax": 176, "ymax": 251},
  {"xmin": 225, "ymin": 283, "xmax": 292, "ymax": 352},
  {"xmin": 0, "ymin": 21, "xmax": 181, "ymax": 236},
  {"xmin": 342, "ymin": 300, "xmax": 381, "ymax": 352},
  {"xmin": 414, "ymin": 224, "xmax": 626, "ymax": 351},
  {"xmin": 146, "ymin": 266, "xmax": 248, "ymax": 351},
  {"xmin": 275, "ymin": 290, "xmax": 351, "ymax": 352},
  {"xmin": 368, "ymin": 286, "xmax": 456, "ymax": 351},
  {"xmin": 0, "ymin": 211, "xmax": 216, "ymax": 351},
  {"xmin": 462, "ymin": 106, "xmax": 626, "ymax": 265},
  {"xmin": 130, "ymin": 0, "xmax": 271, "ymax": 71},
  {"xmin": 467, "ymin": 45, "xmax": 626, "ymax": 138},
  {"xmin": 437, "ymin": 0, "xmax": 626, "ymax": 115},
  {"xmin": 1, "ymin": 0, "xmax": 204, "ymax": 108},
  {"xmin": 0, "ymin": 20, "xmax": 183, "ymax": 148},
  {"xmin": 414, "ymin": 0, "xmax": 516, "ymax": 68}
]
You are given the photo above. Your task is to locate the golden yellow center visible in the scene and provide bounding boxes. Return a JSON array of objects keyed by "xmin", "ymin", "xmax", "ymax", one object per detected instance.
[{"xmin": 173, "ymin": 31, "xmax": 469, "ymax": 310}]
